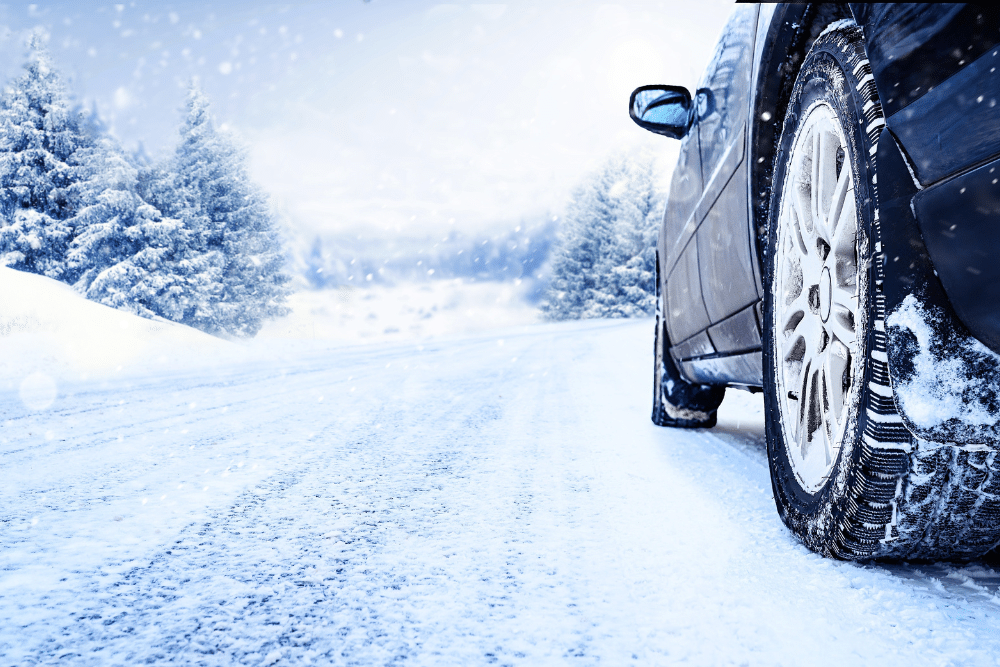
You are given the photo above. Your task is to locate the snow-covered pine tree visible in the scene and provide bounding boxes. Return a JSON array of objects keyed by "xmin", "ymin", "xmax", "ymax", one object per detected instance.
[
  {"xmin": 0, "ymin": 41, "xmax": 286, "ymax": 336},
  {"xmin": 0, "ymin": 35, "xmax": 102, "ymax": 281},
  {"xmin": 592, "ymin": 154, "xmax": 662, "ymax": 318},
  {"xmin": 542, "ymin": 177, "xmax": 612, "ymax": 320},
  {"xmin": 150, "ymin": 83, "xmax": 289, "ymax": 338},
  {"xmin": 66, "ymin": 141, "xmax": 198, "ymax": 321},
  {"xmin": 542, "ymin": 151, "xmax": 664, "ymax": 321},
  {"xmin": 136, "ymin": 159, "xmax": 225, "ymax": 326}
]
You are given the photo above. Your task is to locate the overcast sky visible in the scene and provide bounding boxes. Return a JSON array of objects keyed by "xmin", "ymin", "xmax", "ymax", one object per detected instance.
[{"xmin": 0, "ymin": 1, "xmax": 734, "ymax": 238}]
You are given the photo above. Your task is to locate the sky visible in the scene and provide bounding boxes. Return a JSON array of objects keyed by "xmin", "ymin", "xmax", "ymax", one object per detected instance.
[{"xmin": 0, "ymin": 1, "xmax": 735, "ymax": 238}]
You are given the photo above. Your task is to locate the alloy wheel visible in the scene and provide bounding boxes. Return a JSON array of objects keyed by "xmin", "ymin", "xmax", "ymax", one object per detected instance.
[{"xmin": 773, "ymin": 102, "xmax": 861, "ymax": 494}]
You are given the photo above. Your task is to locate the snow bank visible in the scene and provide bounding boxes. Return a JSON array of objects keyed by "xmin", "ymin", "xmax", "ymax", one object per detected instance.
[
  {"xmin": 0, "ymin": 266, "xmax": 226, "ymax": 385},
  {"xmin": 0, "ymin": 267, "xmax": 544, "ymax": 413}
]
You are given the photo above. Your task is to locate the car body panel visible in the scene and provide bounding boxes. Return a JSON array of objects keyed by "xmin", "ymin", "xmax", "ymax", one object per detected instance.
[
  {"xmin": 878, "ymin": 128, "xmax": 1000, "ymax": 443},
  {"xmin": 660, "ymin": 4, "xmax": 763, "ymax": 384},
  {"xmin": 664, "ymin": 234, "xmax": 711, "ymax": 344},
  {"xmin": 911, "ymin": 155, "xmax": 1000, "ymax": 353},
  {"xmin": 852, "ymin": 3, "xmax": 1000, "ymax": 358},
  {"xmin": 659, "ymin": 127, "xmax": 702, "ymax": 274},
  {"xmin": 697, "ymin": 5, "xmax": 758, "ymax": 181},
  {"xmin": 698, "ymin": 157, "xmax": 758, "ymax": 323},
  {"xmin": 889, "ymin": 42, "xmax": 1000, "ymax": 186},
  {"xmin": 670, "ymin": 329, "xmax": 714, "ymax": 363},
  {"xmin": 695, "ymin": 4, "xmax": 759, "ymax": 332},
  {"xmin": 708, "ymin": 302, "xmax": 761, "ymax": 356},
  {"xmin": 849, "ymin": 4, "xmax": 1000, "ymax": 119},
  {"xmin": 852, "ymin": 4, "xmax": 1000, "ymax": 186},
  {"xmin": 682, "ymin": 349, "xmax": 763, "ymax": 388}
]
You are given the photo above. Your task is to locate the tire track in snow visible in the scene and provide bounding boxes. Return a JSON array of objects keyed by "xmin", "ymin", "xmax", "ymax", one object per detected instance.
[{"xmin": 6, "ymin": 332, "xmax": 538, "ymax": 664}]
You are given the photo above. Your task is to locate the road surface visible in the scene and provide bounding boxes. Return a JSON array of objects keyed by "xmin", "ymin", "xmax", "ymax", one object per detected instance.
[{"xmin": 3, "ymin": 320, "xmax": 1000, "ymax": 665}]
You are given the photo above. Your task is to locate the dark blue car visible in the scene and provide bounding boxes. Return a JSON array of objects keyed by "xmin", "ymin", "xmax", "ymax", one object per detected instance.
[{"xmin": 631, "ymin": 4, "xmax": 1000, "ymax": 561}]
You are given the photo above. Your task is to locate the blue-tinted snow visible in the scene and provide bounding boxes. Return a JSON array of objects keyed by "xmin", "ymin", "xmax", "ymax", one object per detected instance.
[{"xmin": 4, "ymin": 268, "xmax": 1000, "ymax": 665}]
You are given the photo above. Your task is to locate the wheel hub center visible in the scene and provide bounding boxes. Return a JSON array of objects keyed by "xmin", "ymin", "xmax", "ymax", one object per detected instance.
[{"xmin": 819, "ymin": 266, "xmax": 832, "ymax": 323}]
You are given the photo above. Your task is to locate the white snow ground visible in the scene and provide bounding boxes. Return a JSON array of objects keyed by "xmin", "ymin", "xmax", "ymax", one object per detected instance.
[
  {"xmin": 4, "ymin": 270, "xmax": 1000, "ymax": 665},
  {"xmin": 258, "ymin": 280, "xmax": 541, "ymax": 345}
]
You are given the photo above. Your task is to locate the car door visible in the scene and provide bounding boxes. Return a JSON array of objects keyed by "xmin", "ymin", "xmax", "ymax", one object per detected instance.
[
  {"xmin": 661, "ymin": 98, "xmax": 712, "ymax": 350},
  {"xmin": 687, "ymin": 4, "xmax": 763, "ymax": 384}
]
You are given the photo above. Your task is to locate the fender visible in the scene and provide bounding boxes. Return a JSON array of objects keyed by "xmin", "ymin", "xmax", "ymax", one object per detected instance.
[{"xmin": 877, "ymin": 128, "xmax": 1000, "ymax": 445}]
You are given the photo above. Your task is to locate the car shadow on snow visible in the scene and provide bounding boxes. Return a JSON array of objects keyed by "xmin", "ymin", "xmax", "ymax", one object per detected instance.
[{"xmin": 709, "ymin": 389, "xmax": 768, "ymax": 465}]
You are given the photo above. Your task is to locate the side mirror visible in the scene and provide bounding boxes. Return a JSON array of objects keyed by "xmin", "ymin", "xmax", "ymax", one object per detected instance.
[{"xmin": 629, "ymin": 85, "xmax": 693, "ymax": 139}]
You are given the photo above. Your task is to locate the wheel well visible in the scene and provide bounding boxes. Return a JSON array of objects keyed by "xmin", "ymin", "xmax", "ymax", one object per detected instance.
[{"xmin": 749, "ymin": 3, "xmax": 855, "ymax": 274}]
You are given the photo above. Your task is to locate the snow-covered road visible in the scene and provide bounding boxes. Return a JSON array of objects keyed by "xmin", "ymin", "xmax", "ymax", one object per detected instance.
[{"xmin": 4, "ymin": 319, "xmax": 1000, "ymax": 665}]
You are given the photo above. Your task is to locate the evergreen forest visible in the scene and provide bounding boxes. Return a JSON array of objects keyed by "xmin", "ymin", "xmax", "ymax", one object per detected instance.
[
  {"xmin": 0, "ymin": 38, "xmax": 289, "ymax": 338},
  {"xmin": 542, "ymin": 151, "xmax": 664, "ymax": 320},
  {"xmin": 0, "ymin": 38, "xmax": 666, "ymax": 334}
]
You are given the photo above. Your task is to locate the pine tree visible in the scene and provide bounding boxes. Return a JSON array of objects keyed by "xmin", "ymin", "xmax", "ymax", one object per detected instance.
[
  {"xmin": 543, "ymin": 176, "xmax": 614, "ymax": 320},
  {"xmin": 592, "ymin": 154, "xmax": 662, "ymax": 318},
  {"xmin": 0, "ymin": 35, "xmax": 100, "ymax": 281},
  {"xmin": 542, "ymin": 151, "xmax": 664, "ymax": 321},
  {"xmin": 159, "ymin": 83, "xmax": 289, "ymax": 337},
  {"xmin": 67, "ymin": 145, "xmax": 196, "ymax": 321},
  {"xmin": 137, "ymin": 159, "xmax": 225, "ymax": 326}
]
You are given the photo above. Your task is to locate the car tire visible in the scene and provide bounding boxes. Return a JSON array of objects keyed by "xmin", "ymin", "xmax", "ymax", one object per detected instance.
[
  {"xmin": 763, "ymin": 23, "xmax": 1000, "ymax": 560},
  {"xmin": 652, "ymin": 255, "xmax": 725, "ymax": 428}
]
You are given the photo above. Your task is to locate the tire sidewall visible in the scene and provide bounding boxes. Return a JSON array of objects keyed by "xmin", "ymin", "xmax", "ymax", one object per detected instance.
[{"xmin": 762, "ymin": 28, "xmax": 878, "ymax": 547}]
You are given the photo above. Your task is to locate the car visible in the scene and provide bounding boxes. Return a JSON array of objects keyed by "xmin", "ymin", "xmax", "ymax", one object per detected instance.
[{"xmin": 630, "ymin": 3, "xmax": 1000, "ymax": 561}]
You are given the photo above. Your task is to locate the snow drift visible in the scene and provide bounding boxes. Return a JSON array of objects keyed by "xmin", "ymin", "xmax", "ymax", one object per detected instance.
[{"xmin": 0, "ymin": 265, "xmax": 225, "ymax": 386}]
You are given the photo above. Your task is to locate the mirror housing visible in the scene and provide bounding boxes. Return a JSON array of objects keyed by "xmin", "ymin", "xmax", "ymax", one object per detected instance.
[{"xmin": 629, "ymin": 85, "xmax": 693, "ymax": 139}]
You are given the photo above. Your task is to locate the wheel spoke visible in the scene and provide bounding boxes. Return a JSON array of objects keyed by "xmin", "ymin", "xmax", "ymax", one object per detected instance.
[
  {"xmin": 829, "ymin": 187, "xmax": 857, "ymax": 251},
  {"xmin": 821, "ymin": 407, "xmax": 834, "ymax": 469},
  {"xmin": 812, "ymin": 128, "xmax": 840, "ymax": 242},
  {"xmin": 779, "ymin": 253, "xmax": 804, "ymax": 306},
  {"xmin": 811, "ymin": 129, "xmax": 822, "ymax": 234},
  {"xmin": 823, "ymin": 342, "xmax": 850, "ymax": 426},
  {"xmin": 787, "ymin": 191, "xmax": 822, "ymax": 300},
  {"xmin": 796, "ymin": 360, "xmax": 812, "ymax": 452},
  {"xmin": 791, "ymin": 179, "xmax": 814, "ymax": 250},
  {"xmin": 829, "ymin": 192, "xmax": 859, "ymax": 286},
  {"xmin": 782, "ymin": 289, "xmax": 821, "ymax": 370},
  {"xmin": 782, "ymin": 283, "xmax": 809, "ymax": 329},
  {"xmin": 827, "ymin": 164, "xmax": 852, "ymax": 247},
  {"xmin": 818, "ymin": 358, "xmax": 835, "ymax": 469},
  {"xmin": 827, "ymin": 283, "xmax": 858, "ymax": 348},
  {"xmin": 800, "ymin": 363, "xmax": 822, "ymax": 460}
]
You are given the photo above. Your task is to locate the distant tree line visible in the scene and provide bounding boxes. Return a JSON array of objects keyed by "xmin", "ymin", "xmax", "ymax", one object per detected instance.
[
  {"xmin": 0, "ymin": 38, "xmax": 289, "ymax": 338},
  {"xmin": 297, "ymin": 215, "xmax": 558, "ymax": 299},
  {"xmin": 541, "ymin": 151, "xmax": 663, "ymax": 320},
  {"xmin": 290, "ymin": 151, "xmax": 663, "ymax": 319}
]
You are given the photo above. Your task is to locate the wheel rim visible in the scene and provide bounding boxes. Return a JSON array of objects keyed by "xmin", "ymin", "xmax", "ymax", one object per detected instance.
[{"xmin": 773, "ymin": 102, "xmax": 862, "ymax": 494}]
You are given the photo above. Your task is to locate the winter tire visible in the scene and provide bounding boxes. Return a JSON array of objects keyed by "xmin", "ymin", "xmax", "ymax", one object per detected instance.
[
  {"xmin": 653, "ymin": 256, "xmax": 725, "ymax": 428},
  {"xmin": 763, "ymin": 23, "xmax": 1000, "ymax": 561}
]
